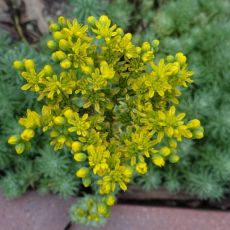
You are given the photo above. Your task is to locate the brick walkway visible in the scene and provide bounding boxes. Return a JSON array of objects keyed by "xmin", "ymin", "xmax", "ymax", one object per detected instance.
[{"xmin": 0, "ymin": 191, "xmax": 230, "ymax": 230}]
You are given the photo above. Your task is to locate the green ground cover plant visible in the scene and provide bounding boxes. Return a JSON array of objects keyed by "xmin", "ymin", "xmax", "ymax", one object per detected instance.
[
  {"xmin": 7, "ymin": 15, "xmax": 202, "ymax": 226},
  {"xmin": 0, "ymin": 0, "xmax": 229, "ymax": 227}
]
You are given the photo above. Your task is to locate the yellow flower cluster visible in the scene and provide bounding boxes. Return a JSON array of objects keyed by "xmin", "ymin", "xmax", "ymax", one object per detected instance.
[
  {"xmin": 8, "ymin": 15, "xmax": 203, "ymax": 224},
  {"xmin": 70, "ymin": 194, "xmax": 116, "ymax": 226}
]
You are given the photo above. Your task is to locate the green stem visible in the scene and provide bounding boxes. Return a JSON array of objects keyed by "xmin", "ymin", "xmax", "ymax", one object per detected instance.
[{"xmin": 14, "ymin": 14, "xmax": 28, "ymax": 43}]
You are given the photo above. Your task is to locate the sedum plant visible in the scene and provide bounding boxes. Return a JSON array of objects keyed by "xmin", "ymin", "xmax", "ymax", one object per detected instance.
[
  {"xmin": 8, "ymin": 15, "xmax": 203, "ymax": 226},
  {"xmin": 138, "ymin": 0, "xmax": 230, "ymax": 200}
]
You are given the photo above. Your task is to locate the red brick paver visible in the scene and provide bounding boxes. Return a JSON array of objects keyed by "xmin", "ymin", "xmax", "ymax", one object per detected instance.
[
  {"xmin": 73, "ymin": 205, "xmax": 230, "ymax": 230},
  {"xmin": 0, "ymin": 192, "xmax": 230, "ymax": 230},
  {"xmin": 0, "ymin": 191, "xmax": 74, "ymax": 230}
]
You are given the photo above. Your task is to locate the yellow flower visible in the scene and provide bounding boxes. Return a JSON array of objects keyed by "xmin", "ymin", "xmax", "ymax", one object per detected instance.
[
  {"xmin": 38, "ymin": 74, "xmax": 75, "ymax": 100},
  {"xmin": 87, "ymin": 145, "xmax": 110, "ymax": 176},
  {"xmin": 62, "ymin": 18, "xmax": 91, "ymax": 42},
  {"xmin": 97, "ymin": 203, "xmax": 108, "ymax": 216},
  {"xmin": 157, "ymin": 106, "xmax": 191, "ymax": 141},
  {"xmin": 90, "ymin": 15, "xmax": 117, "ymax": 39},
  {"xmin": 100, "ymin": 61, "xmax": 115, "ymax": 79},
  {"xmin": 98, "ymin": 180, "xmax": 112, "ymax": 194},
  {"xmin": 67, "ymin": 113, "xmax": 90, "ymax": 137},
  {"xmin": 19, "ymin": 109, "xmax": 40, "ymax": 129},
  {"xmin": 100, "ymin": 165, "xmax": 132, "ymax": 193},
  {"xmin": 50, "ymin": 132, "xmax": 70, "ymax": 151},
  {"xmin": 105, "ymin": 195, "xmax": 116, "ymax": 206}
]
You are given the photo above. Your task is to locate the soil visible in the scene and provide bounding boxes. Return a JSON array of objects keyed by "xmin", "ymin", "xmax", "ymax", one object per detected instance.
[{"xmin": 0, "ymin": 0, "xmax": 70, "ymax": 42}]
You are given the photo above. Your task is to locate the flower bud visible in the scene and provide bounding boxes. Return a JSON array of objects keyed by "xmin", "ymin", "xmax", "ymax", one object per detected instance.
[
  {"xmin": 171, "ymin": 63, "xmax": 180, "ymax": 74},
  {"xmin": 24, "ymin": 59, "xmax": 35, "ymax": 71},
  {"xmin": 152, "ymin": 155, "xmax": 165, "ymax": 167},
  {"xmin": 169, "ymin": 139, "xmax": 177, "ymax": 149},
  {"xmin": 187, "ymin": 119, "xmax": 200, "ymax": 128},
  {"xmin": 15, "ymin": 143, "xmax": 25, "ymax": 154},
  {"xmin": 142, "ymin": 51, "xmax": 153, "ymax": 62},
  {"xmin": 49, "ymin": 23, "xmax": 60, "ymax": 32},
  {"xmin": 167, "ymin": 55, "xmax": 174, "ymax": 62},
  {"xmin": 97, "ymin": 203, "xmax": 108, "ymax": 216},
  {"xmin": 59, "ymin": 39, "xmax": 70, "ymax": 50},
  {"xmin": 74, "ymin": 153, "xmax": 87, "ymax": 162},
  {"xmin": 86, "ymin": 57, "xmax": 94, "ymax": 66},
  {"xmin": 136, "ymin": 162, "xmax": 147, "ymax": 174},
  {"xmin": 124, "ymin": 33, "xmax": 132, "ymax": 41},
  {"xmin": 116, "ymin": 28, "xmax": 124, "ymax": 36},
  {"xmin": 136, "ymin": 47, "xmax": 141, "ymax": 54},
  {"xmin": 152, "ymin": 39, "xmax": 160, "ymax": 48},
  {"xmin": 160, "ymin": 147, "xmax": 171, "ymax": 156},
  {"xmin": 52, "ymin": 51, "xmax": 66, "ymax": 61},
  {"xmin": 76, "ymin": 167, "xmax": 89, "ymax": 178},
  {"xmin": 60, "ymin": 59, "xmax": 71, "ymax": 69},
  {"xmin": 64, "ymin": 109, "xmax": 74, "ymax": 118},
  {"xmin": 142, "ymin": 42, "xmax": 151, "ymax": 51},
  {"xmin": 8, "ymin": 135, "xmax": 18, "ymax": 145},
  {"xmin": 47, "ymin": 40, "xmax": 57, "ymax": 49},
  {"xmin": 176, "ymin": 52, "xmax": 187, "ymax": 65},
  {"xmin": 20, "ymin": 129, "xmax": 35, "ymax": 141},
  {"xmin": 72, "ymin": 141, "xmax": 82, "ymax": 152},
  {"xmin": 53, "ymin": 116, "xmax": 65, "ymax": 125},
  {"xmin": 57, "ymin": 135, "xmax": 66, "ymax": 144},
  {"xmin": 82, "ymin": 177, "xmax": 91, "ymax": 187},
  {"xmin": 87, "ymin": 16, "xmax": 96, "ymax": 25},
  {"xmin": 13, "ymin": 60, "xmax": 23, "ymax": 70},
  {"xmin": 169, "ymin": 154, "xmax": 180, "ymax": 163},
  {"xmin": 105, "ymin": 195, "xmax": 116, "ymax": 206},
  {"xmin": 193, "ymin": 127, "xmax": 204, "ymax": 139},
  {"xmin": 58, "ymin": 16, "xmax": 67, "ymax": 27},
  {"xmin": 50, "ymin": 130, "xmax": 59, "ymax": 137},
  {"xmin": 43, "ymin": 65, "xmax": 53, "ymax": 76},
  {"xmin": 81, "ymin": 65, "xmax": 92, "ymax": 74},
  {"xmin": 53, "ymin": 31, "xmax": 64, "ymax": 41}
]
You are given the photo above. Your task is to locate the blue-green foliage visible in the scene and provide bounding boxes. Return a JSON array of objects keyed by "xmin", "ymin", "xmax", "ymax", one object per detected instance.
[
  {"xmin": 69, "ymin": 0, "xmax": 108, "ymax": 23},
  {"xmin": 106, "ymin": 0, "xmax": 133, "ymax": 30},
  {"xmin": 69, "ymin": 0, "xmax": 133, "ymax": 29}
]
